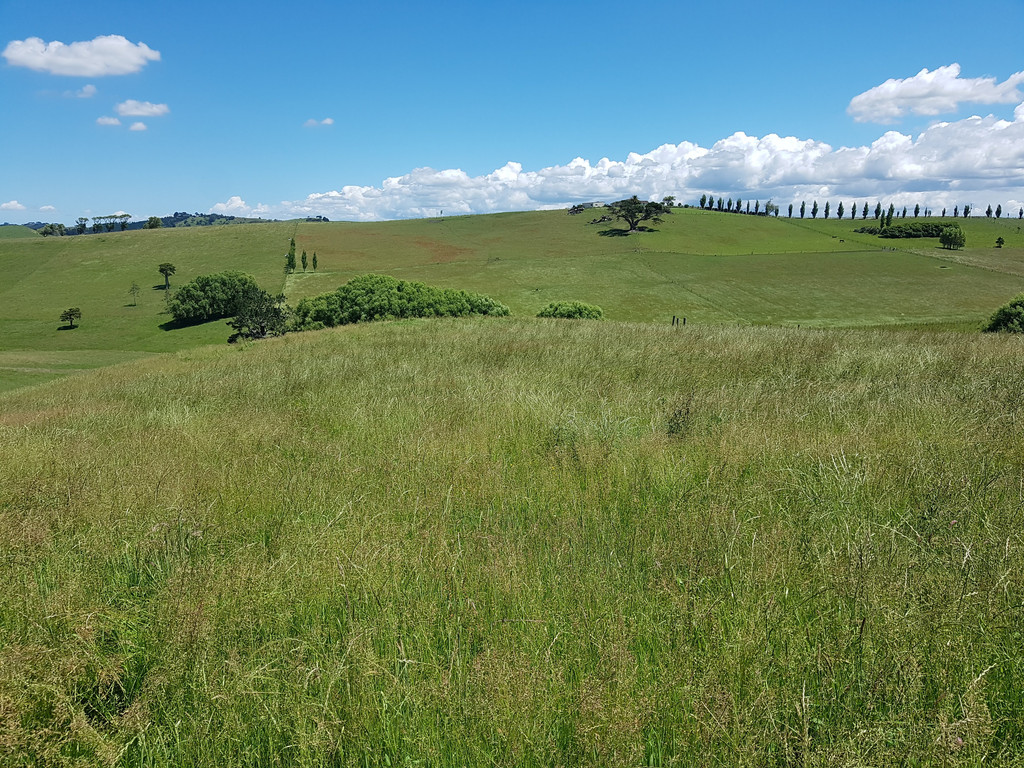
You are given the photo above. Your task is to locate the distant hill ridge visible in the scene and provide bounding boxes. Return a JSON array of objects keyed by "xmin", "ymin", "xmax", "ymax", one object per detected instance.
[{"xmin": 4, "ymin": 211, "xmax": 272, "ymax": 235}]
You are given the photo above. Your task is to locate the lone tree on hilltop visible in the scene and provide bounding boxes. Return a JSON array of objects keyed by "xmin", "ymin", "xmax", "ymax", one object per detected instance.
[
  {"xmin": 60, "ymin": 307, "xmax": 82, "ymax": 328},
  {"xmin": 996, "ymin": 237, "xmax": 1005, "ymax": 248},
  {"xmin": 158, "ymin": 263, "xmax": 176, "ymax": 290},
  {"xmin": 144, "ymin": 216, "xmax": 163, "ymax": 229},
  {"xmin": 605, "ymin": 196, "xmax": 670, "ymax": 233}
]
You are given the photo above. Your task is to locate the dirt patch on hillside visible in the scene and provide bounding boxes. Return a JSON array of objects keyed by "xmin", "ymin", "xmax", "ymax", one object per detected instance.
[{"xmin": 414, "ymin": 238, "xmax": 473, "ymax": 264}]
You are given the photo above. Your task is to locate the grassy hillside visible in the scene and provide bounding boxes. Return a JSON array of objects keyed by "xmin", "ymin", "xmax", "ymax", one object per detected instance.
[
  {"xmin": 2, "ymin": 210, "xmax": 1024, "ymax": 391},
  {"xmin": 1, "ymin": 318, "xmax": 1022, "ymax": 765},
  {"xmin": 0, "ymin": 224, "xmax": 40, "ymax": 239},
  {"xmin": 0, "ymin": 221, "xmax": 296, "ymax": 391}
]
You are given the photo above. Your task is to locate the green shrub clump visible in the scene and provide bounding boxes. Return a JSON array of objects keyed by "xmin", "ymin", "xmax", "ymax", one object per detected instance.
[
  {"xmin": 983, "ymin": 294, "xmax": 1024, "ymax": 333},
  {"xmin": 292, "ymin": 274, "xmax": 509, "ymax": 330},
  {"xmin": 536, "ymin": 301, "xmax": 604, "ymax": 319},
  {"xmin": 854, "ymin": 222, "xmax": 948, "ymax": 239},
  {"xmin": 168, "ymin": 271, "xmax": 262, "ymax": 324}
]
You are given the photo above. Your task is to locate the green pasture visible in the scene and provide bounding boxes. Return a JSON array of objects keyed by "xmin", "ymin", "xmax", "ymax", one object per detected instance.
[
  {"xmin": 2, "ymin": 209, "xmax": 1024, "ymax": 390},
  {"xmin": 2, "ymin": 319, "xmax": 1022, "ymax": 765}
]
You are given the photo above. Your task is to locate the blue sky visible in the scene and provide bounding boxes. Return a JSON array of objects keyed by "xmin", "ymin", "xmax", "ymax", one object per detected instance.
[{"xmin": 2, "ymin": 0, "xmax": 1023, "ymax": 222}]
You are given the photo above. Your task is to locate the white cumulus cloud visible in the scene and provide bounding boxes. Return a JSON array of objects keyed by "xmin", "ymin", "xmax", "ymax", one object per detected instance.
[
  {"xmin": 848, "ymin": 63, "xmax": 1024, "ymax": 123},
  {"xmin": 129, "ymin": 122, "xmax": 147, "ymax": 131},
  {"xmin": 1, "ymin": 200, "xmax": 27, "ymax": 211},
  {"xmin": 116, "ymin": 100, "xmax": 169, "ymax": 117},
  {"xmin": 215, "ymin": 102, "xmax": 1024, "ymax": 222},
  {"xmin": 2, "ymin": 35, "xmax": 160, "ymax": 76},
  {"xmin": 40, "ymin": 205, "xmax": 56, "ymax": 212},
  {"xmin": 96, "ymin": 116, "xmax": 121, "ymax": 126}
]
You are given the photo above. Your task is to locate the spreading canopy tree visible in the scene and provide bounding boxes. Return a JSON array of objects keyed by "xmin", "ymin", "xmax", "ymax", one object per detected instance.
[
  {"xmin": 605, "ymin": 196, "xmax": 670, "ymax": 232},
  {"xmin": 59, "ymin": 307, "xmax": 81, "ymax": 328}
]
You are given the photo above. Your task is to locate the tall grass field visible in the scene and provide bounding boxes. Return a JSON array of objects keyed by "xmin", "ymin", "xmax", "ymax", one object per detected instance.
[{"xmin": 2, "ymin": 318, "xmax": 1023, "ymax": 765}]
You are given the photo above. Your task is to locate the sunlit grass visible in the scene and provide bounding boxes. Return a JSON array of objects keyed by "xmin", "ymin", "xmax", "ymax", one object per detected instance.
[{"xmin": 2, "ymin": 318, "xmax": 1022, "ymax": 765}]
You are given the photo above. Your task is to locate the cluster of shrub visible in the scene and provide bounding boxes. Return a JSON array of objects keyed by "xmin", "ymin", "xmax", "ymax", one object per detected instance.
[
  {"xmin": 984, "ymin": 294, "xmax": 1024, "ymax": 333},
  {"xmin": 854, "ymin": 222, "xmax": 967, "ymax": 250},
  {"xmin": 292, "ymin": 274, "xmax": 509, "ymax": 329},
  {"xmin": 167, "ymin": 272, "xmax": 511, "ymax": 342},
  {"xmin": 536, "ymin": 301, "xmax": 603, "ymax": 319}
]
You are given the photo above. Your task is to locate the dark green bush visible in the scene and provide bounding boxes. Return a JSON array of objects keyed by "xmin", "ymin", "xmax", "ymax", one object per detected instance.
[
  {"xmin": 168, "ymin": 271, "xmax": 262, "ymax": 324},
  {"xmin": 983, "ymin": 294, "xmax": 1024, "ymax": 333},
  {"xmin": 292, "ymin": 274, "xmax": 509, "ymax": 330},
  {"xmin": 536, "ymin": 301, "xmax": 604, "ymax": 319},
  {"xmin": 854, "ymin": 222, "xmax": 948, "ymax": 239}
]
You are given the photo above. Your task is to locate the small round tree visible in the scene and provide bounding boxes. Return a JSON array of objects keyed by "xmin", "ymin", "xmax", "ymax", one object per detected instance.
[
  {"xmin": 60, "ymin": 307, "xmax": 82, "ymax": 328},
  {"xmin": 939, "ymin": 225, "xmax": 966, "ymax": 250}
]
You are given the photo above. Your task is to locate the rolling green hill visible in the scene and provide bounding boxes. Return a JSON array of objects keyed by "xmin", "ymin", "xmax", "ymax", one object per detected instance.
[
  {"xmin": 1, "ymin": 318, "xmax": 1022, "ymax": 764},
  {"xmin": 2, "ymin": 209, "xmax": 1024, "ymax": 391},
  {"xmin": 0, "ymin": 224, "xmax": 40, "ymax": 239}
]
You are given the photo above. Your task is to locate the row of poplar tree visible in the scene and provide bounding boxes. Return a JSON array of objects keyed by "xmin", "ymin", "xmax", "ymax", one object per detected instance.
[{"xmin": 698, "ymin": 194, "xmax": 1023, "ymax": 222}]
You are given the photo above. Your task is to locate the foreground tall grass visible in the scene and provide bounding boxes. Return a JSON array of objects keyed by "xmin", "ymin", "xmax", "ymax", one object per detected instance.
[{"xmin": 1, "ymin": 319, "xmax": 1022, "ymax": 766}]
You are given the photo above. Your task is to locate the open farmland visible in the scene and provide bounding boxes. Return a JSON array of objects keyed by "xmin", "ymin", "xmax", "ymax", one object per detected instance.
[{"xmin": 2, "ymin": 209, "xmax": 1024, "ymax": 391}]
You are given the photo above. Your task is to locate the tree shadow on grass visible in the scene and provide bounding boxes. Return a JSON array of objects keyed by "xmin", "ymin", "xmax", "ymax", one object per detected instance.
[
  {"xmin": 597, "ymin": 226, "xmax": 659, "ymax": 237},
  {"xmin": 57, "ymin": 325, "xmax": 79, "ymax": 331},
  {"xmin": 159, "ymin": 317, "xmax": 191, "ymax": 331}
]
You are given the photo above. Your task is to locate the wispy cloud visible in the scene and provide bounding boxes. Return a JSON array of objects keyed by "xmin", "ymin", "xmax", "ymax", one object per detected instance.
[
  {"xmin": 304, "ymin": 117, "xmax": 334, "ymax": 127},
  {"xmin": 65, "ymin": 84, "xmax": 97, "ymax": 99},
  {"xmin": 116, "ymin": 100, "xmax": 169, "ymax": 117},
  {"xmin": 96, "ymin": 116, "xmax": 121, "ymax": 126},
  {"xmin": 40, "ymin": 205, "xmax": 56, "ymax": 212},
  {"xmin": 2, "ymin": 35, "xmax": 160, "ymax": 76},
  {"xmin": 848, "ymin": 63, "xmax": 1024, "ymax": 123}
]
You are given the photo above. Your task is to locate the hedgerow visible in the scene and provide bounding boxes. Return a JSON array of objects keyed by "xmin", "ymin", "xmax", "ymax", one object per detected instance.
[{"xmin": 854, "ymin": 222, "xmax": 948, "ymax": 239}]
